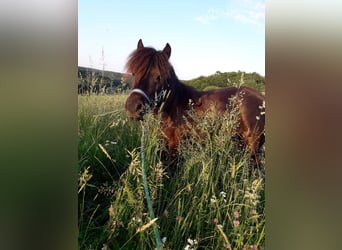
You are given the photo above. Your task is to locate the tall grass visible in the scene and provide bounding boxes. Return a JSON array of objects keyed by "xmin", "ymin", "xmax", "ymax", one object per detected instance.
[{"xmin": 78, "ymin": 95, "xmax": 265, "ymax": 250}]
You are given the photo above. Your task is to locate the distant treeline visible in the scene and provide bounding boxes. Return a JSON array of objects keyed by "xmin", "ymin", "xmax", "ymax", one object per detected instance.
[
  {"xmin": 184, "ymin": 71, "xmax": 265, "ymax": 93},
  {"xmin": 78, "ymin": 67, "xmax": 265, "ymax": 95}
]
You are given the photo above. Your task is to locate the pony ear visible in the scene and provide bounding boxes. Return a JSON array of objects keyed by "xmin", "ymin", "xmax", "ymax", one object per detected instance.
[
  {"xmin": 137, "ymin": 39, "xmax": 144, "ymax": 49},
  {"xmin": 163, "ymin": 43, "xmax": 171, "ymax": 59}
]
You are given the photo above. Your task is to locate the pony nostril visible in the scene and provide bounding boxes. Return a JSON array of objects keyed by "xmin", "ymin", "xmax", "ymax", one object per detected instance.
[{"xmin": 136, "ymin": 102, "xmax": 143, "ymax": 111}]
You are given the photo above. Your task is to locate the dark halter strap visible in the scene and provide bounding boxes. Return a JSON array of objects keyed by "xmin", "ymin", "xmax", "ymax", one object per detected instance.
[{"xmin": 129, "ymin": 87, "xmax": 168, "ymax": 107}]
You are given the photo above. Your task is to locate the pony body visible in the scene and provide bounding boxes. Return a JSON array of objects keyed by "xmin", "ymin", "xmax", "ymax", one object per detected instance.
[{"xmin": 125, "ymin": 39, "xmax": 265, "ymax": 160}]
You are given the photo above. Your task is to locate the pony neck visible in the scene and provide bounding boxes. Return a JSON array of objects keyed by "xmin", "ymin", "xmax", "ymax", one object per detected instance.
[{"xmin": 161, "ymin": 75, "xmax": 201, "ymax": 116}]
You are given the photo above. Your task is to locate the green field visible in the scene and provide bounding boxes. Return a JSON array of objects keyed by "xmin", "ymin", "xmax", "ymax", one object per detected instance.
[{"xmin": 78, "ymin": 95, "xmax": 265, "ymax": 250}]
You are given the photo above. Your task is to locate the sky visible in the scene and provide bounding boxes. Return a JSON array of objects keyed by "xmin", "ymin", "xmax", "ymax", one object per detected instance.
[{"xmin": 78, "ymin": 0, "xmax": 265, "ymax": 80}]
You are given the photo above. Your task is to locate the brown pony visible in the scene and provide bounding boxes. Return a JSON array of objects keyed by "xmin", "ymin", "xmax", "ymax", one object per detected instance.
[{"xmin": 125, "ymin": 39, "xmax": 265, "ymax": 161}]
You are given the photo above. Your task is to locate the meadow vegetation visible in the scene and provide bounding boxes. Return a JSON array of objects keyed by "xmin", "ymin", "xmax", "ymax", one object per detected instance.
[{"xmin": 78, "ymin": 94, "xmax": 265, "ymax": 249}]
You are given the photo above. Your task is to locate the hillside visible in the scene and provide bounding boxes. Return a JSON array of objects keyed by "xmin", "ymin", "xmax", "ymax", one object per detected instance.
[
  {"xmin": 78, "ymin": 67, "xmax": 265, "ymax": 94},
  {"xmin": 78, "ymin": 66, "xmax": 126, "ymax": 82},
  {"xmin": 78, "ymin": 66, "xmax": 132, "ymax": 94}
]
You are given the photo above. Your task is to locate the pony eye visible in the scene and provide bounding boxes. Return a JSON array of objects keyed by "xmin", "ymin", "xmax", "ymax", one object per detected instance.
[{"xmin": 156, "ymin": 75, "xmax": 161, "ymax": 81}]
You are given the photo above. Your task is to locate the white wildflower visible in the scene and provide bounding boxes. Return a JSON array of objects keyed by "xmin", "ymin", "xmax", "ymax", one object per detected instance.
[
  {"xmin": 219, "ymin": 191, "xmax": 227, "ymax": 198},
  {"xmin": 210, "ymin": 195, "xmax": 217, "ymax": 204},
  {"xmin": 184, "ymin": 238, "xmax": 198, "ymax": 249}
]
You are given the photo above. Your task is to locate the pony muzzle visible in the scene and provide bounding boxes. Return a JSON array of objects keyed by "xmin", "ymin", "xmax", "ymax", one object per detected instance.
[
  {"xmin": 129, "ymin": 88, "xmax": 152, "ymax": 105},
  {"xmin": 125, "ymin": 88, "xmax": 152, "ymax": 120},
  {"xmin": 125, "ymin": 88, "xmax": 169, "ymax": 120}
]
